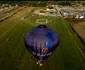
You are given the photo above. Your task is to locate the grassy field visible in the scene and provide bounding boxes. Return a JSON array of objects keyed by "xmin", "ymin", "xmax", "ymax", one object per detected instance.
[{"xmin": 0, "ymin": 7, "xmax": 85, "ymax": 70}]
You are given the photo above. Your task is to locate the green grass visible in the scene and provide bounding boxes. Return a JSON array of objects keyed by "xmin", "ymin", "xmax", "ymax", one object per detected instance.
[
  {"xmin": 0, "ymin": 7, "xmax": 85, "ymax": 70},
  {"xmin": 63, "ymin": 19, "xmax": 85, "ymax": 57}
]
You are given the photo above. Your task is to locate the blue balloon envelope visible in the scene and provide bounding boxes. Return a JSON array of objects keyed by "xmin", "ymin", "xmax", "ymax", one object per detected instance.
[{"xmin": 24, "ymin": 25, "xmax": 60, "ymax": 60}]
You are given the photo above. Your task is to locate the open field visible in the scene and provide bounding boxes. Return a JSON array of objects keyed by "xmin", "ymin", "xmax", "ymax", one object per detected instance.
[
  {"xmin": 0, "ymin": 7, "xmax": 85, "ymax": 70},
  {"xmin": 0, "ymin": 6, "xmax": 25, "ymax": 21},
  {"xmin": 73, "ymin": 21, "xmax": 85, "ymax": 42}
]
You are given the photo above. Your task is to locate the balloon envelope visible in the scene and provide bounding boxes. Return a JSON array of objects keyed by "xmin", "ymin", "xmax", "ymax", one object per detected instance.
[{"xmin": 24, "ymin": 25, "xmax": 59, "ymax": 60}]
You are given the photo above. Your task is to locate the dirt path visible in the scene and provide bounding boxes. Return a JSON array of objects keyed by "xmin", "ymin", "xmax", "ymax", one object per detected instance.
[{"xmin": 61, "ymin": 18, "xmax": 85, "ymax": 60}]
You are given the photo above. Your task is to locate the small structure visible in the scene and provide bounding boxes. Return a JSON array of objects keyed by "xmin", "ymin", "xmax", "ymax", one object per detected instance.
[
  {"xmin": 46, "ymin": 8, "xmax": 56, "ymax": 12},
  {"xmin": 39, "ymin": 10, "xmax": 45, "ymax": 16},
  {"xmin": 46, "ymin": 8, "xmax": 50, "ymax": 11},
  {"xmin": 80, "ymin": 16, "xmax": 84, "ymax": 19}
]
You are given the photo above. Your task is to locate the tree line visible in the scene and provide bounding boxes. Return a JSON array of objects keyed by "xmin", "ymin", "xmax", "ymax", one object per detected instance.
[{"xmin": 0, "ymin": 1, "xmax": 85, "ymax": 7}]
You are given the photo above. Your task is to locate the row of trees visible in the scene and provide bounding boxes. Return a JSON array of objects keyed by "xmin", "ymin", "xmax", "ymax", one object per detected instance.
[
  {"xmin": 0, "ymin": 1, "xmax": 72, "ymax": 7},
  {"xmin": 0, "ymin": 1, "xmax": 85, "ymax": 7},
  {"xmin": 0, "ymin": 1, "xmax": 72, "ymax": 6},
  {"xmin": 0, "ymin": 1, "xmax": 48, "ymax": 7},
  {"xmin": 57, "ymin": 1, "xmax": 72, "ymax": 6}
]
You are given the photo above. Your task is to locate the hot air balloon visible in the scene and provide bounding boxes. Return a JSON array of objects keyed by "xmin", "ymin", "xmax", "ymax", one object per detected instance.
[{"xmin": 24, "ymin": 25, "xmax": 60, "ymax": 66}]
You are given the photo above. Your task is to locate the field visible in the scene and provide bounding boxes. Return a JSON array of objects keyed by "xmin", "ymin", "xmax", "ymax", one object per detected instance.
[
  {"xmin": 0, "ymin": 7, "xmax": 85, "ymax": 70},
  {"xmin": 73, "ymin": 21, "xmax": 85, "ymax": 42}
]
